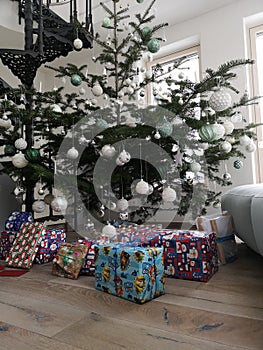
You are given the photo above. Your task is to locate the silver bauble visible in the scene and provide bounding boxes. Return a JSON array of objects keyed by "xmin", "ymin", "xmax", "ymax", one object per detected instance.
[
  {"xmin": 223, "ymin": 172, "xmax": 232, "ymax": 181},
  {"xmin": 212, "ymin": 123, "xmax": 225, "ymax": 140},
  {"xmin": 92, "ymin": 83, "xmax": 103, "ymax": 97},
  {"xmin": 51, "ymin": 196, "xmax": 68, "ymax": 212},
  {"xmin": 223, "ymin": 120, "xmax": 234, "ymax": 135},
  {"xmin": 190, "ymin": 161, "xmax": 201, "ymax": 172},
  {"xmin": 14, "ymin": 138, "xmax": 27, "ymax": 150},
  {"xmin": 67, "ymin": 147, "xmax": 79, "ymax": 160},
  {"xmin": 101, "ymin": 144, "xmax": 116, "ymax": 158},
  {"xmin": 32, "ymin": 200, "xmax": 46, "ymax": 213},
  {"xmin": 239, "ymin": 135, "xmax": 251, "ymax": 146},
  {"xmin": 220, "ymin": 141, "xmax": 232, "ymax": 153},
  {"xmin": 118, "ymin": 150, "xmax": 131, "ymax": 163},
  {"xmin": 162, "ymin": 186, "xmax": 177, "ymax": 202},
  {"xmin": 73, "ymin": 38, "xmax": 83, "ymax": 50},
  {"xmin": 12, "ymin": 153, "xmax": 28, "ymax": 168},
  {"xmin": 102, "ymin": 224, "xmax": 116, "ymax": 238},
  {"xmin": 135, "ymin": 179, "xmax": 149, "ymax": 195},
  {"xmin": 246, "ymin": 142, "xmax": 256, "ymax": 153},
  {"xmin": 117, "ymin": 197, "xmax": 129, "ymax": 211}
]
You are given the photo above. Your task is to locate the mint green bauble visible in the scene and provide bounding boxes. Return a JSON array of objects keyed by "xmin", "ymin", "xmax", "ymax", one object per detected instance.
[
  {"xmin": 142, "ymin": 26, "xmax": 151, "ymax": 37},
  {"xmin": 102, "ymin": 17, "xmax": 111, "ymax": 28},
  {"xmin": 4, "ymin": 144, "xmax": 16, "ymax": 156},
  {"xmin": 70, "ymin": 74, "xmax": 82, "ymax": 86},
  {"xmin": 199, "ymin": 124, "xmax": 217, "ymax": 142},
  {"xmin": 233, "ymin": 160, "xmax": 243, "ymax": 169},
  {"xmin": 147, "ymin": 38, "xmax": 160, "ymax": 53},
  {"xmin": 156, "ymin": 120, "xmax": 173, "ymax": 137},
  {"xmin": 25, "ymin": 148, "xmax": 41, "ymax": 163},
  {"xmin": 96, "ymin": 119, "xmax": 109, "ymax": 129}
]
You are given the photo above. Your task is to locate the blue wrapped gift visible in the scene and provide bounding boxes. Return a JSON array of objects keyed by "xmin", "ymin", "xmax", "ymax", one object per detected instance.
[
  {"xmin": 94, "ymin": 244, "xmax": 165, "ymax": 304},
  {"xmin": 4, "ymin": 211, "xmax": 33, "ymax": 231},
  {"xmin": 35, "ymin": 229, "xmax": 66, "ymax": 264}
]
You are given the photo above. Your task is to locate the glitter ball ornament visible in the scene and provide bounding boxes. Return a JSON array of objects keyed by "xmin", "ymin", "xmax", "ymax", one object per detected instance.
[
  {"xmin": 14, "ymin": 138, "xmax": 27, "ymax": 150},
  {"xmin": 101, "ymin": 144, "xmax": 116, "ymax": 158},
  {"xmin": 156, "ymin": 120, "xmax": 173, "ymax": 137},
  {"xmin": 147, "ymin": 38, "xmax": 160, "ymax": 53},
  {"xmin": 51, "ymin": 196, "xmax": 68, "ymax": 212},
  {"xmin": 92, "ymin": 82, "xmax": 103, "ymax": 97},
  {"xmin": 25, "ymin": 148, "xmax": 41, "ymax": 163},
  {"xmin": 223, "ymin": 172, "xmax": 232, "ymax": 181},
  {"xmin": 119, "ymin": 212, "xmax": 128, "ymax": 221},
  {"xmin": 70, "ymin": 74, "xmax": 82, "ymax": 86},
  {"xmin": 239, "ymin": 135, "xmax": 251, "ymax": 146},
  {"xmin": 32, "ymin": 200, "xmax": 46, "ymax": 213},
  {"xmin": 223, "ymin": 120, "xmax": 234, "ymax": 135},
  {"xmin": 209, "ymin": 88, "xmax": 232, "ymax": 112},
  {"xmin": 50, "ymin": 104, "xmax": 62, "ymax": 113},
  {"xmin": 233, "ymin": 160, "xmax": 243, "ymax": 169},
  {"xmin": 102, "ymin": 224, "xmax": 116, "ymax": 238},
  {"xmin": 162, "ymin": 186, "xmax": 177, "ymax": 202},
  {"xmin": 73, "ymin": 38, "xmax": 83, "ymax": 50},
  {"xmin": 117, "ymin": 197, "xmax": 129, "ymax": 211},
  {"xmin": 0, "ymin": 118, "xmax": 11, "ymax": 129},
  {"xmin": 212, "ymin": 123, "xmax": 225, "ymax": 140},
  {"xmin": 12, "ymin": 153, "xmax": 28, "ymax": 168},
  {"xmin": 136, "ymin": 179, "xmax": 149, "ymax": 195},
  {"xmin": 199, "ymin": 124, "xmax": 216, "ymax": 142},
  {"xmin": 67, "ymin": 147, "xmax": 79, "ymax": 160},
  {"xmin": 190, "ymin": 161, "xmax": 201, "ymax": 172},
  {"xmin": 246, "ymin": 142, "xmax": 256, "ymax": 153},
  {"xmin": 220, "ymin": 141, "xmax": 232, "ymax": 153}
]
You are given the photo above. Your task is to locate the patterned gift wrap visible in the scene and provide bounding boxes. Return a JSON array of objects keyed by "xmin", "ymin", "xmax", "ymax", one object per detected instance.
[
  {"xmin": 52, "ymin": 242, "xmax": 88, "ymax": 279},
  {"xmin": 75, "ymin": 239, "xmax": 96, "ymax": 275},
  {"xmin": 94, "ymin": 244, "xmax": 165, "ymax": 304},
  {"xmin": 0, "ymin": 231, "xmax": 17, "ymax": 261},
  {"xmin": 6, "ymin": 222, "xmax": 46, "ymax": 269},
  {"xmin": 35, "ymin": 229, "xmax": 66, "ymax": 264},
  {"xmin": 158, "ymin": 230, "xmax": 218, "ymax": 282},
  {"xmin": 115, "ymin": 224, "xmax": 163, "ymax": 245},
  {"xmin": 5, "ymin": 211, "xmax": 33, "ymax": 231}
]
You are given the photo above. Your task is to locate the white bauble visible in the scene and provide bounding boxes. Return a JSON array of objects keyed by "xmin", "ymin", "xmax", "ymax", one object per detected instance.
[
  {"xmin": 246, "ymin": 142, "xmax": 256, "ymax": 153},
  {"xmin": 190, "ymin": 161, "xmax": 201, "ymax": 172},
  {"xmin": 212, "ymin": 123, "xmax": 225, "ymax": 140},
  {"xmin": 67, "ymin": 147, "xmax": 79, "ymax": 160},
  {"xmin": 92, "ymin": 83, "xmax": 103, "ymax": 97},
  {"xmin": 79, "ymin": 87, "xmax": 86, "ymax": 95},
  {"xmin": 0, "ymin": 118, "xmax": 12, "ymax": 129},
  {"xmin": 143, "ymin": 52, "xmax": 153, "ymax": 63},
  {"xmin": 239, "ymin": 135, "xmax": 251, "ymax": 146},
  {"xmin": 32, "ymin": 200, "xmax": 46, "ymax": 213},
  {"xmin": 154, "ymin": 131, "xmax": 161, "ymax": 139},
  {"xmin": 116, "ymin": 158, "xmax": 125, "ymax": 166},
  {"xmin": 117, "ymin": 197, "xmax": 129, "ymax": 211},
  {"xmin": 223, "ymin": 172, "xmax": 232, "ymax": 181},
  {"xmin": 12, "ymin": 153, "xmax": 28, "ymax": 168},
  {"xmin": 50, "ymin": 104, "xmax": 62, "ymax": 113},
  {"xmin": 220, "ymin": 141, "xmax": 232, "ymax": 153},
  {"xmin": 101, "ymin": 144, "xmax": 116, "ymax": 158},
  {"xmin": 231, "ymin": 112, "xmax": 243, "ymax": 123},
  {"xmin": 119, "ymin": 212, "xmax": 129, "ymax": 221},
  {"xmin": 209, "ymin": 88, "xmax": 232, "ymax": 112},
  {"xmin": 102, "ymin": 224, "xmax": 116, "ymax": 238},
  {"xmin": 135, "ymin": 179, "xmax": 149, "ymax": 194},
  {"xmin": 14, "ymin": 138, "xmax": 27, "ymax": 150},
  {"xmin": 126, "ymin": 86, "xmax": 134, "ymax": 95},
  {"xmin": 73, "ymin": 38, "xmax": 83, "ymax": 50},
  {"xmin": 147, "ymin": 184, "xmax": 154, "ymax": 195},
  {"xmin": 145, "ymin": 70, "xmax": 152, "ymax": 79},
  {"xmin": 225, "ymin": 136, "xmax": 236, "ymax": 144},
  {"xmin": 51, "ymin": 196, "xmax": 68, "ymax": 212},
  {"xmin": 223, "ymin": 120, "xmax": 234, "ymax": 135},
  {"xmin": 118, "ymin": 150, "xmax": 131, "ymax": 163},
  {"xmin": 199, "ymin": 142, "xmax": 209, "ymax": 150},
  {"xmin": 162, "ymin": 186, "xmax": 177, "ymax": 202}
]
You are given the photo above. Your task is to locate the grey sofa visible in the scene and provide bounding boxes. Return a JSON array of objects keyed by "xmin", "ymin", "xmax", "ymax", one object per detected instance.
[{"xmin": 221, "ymin": 184, "xmax": 263, "ymax": 256}]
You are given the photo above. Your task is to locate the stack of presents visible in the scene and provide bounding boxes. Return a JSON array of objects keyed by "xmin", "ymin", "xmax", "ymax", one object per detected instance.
[{"xmin": 0, "ymin": 211, "xmax": 237, "ymax": 304}]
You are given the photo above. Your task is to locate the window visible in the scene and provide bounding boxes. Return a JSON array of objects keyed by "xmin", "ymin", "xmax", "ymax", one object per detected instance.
[
  {"xmin": 248, "ymin": 25, "xmax": 263, "ymax": 183},
  {"xmin": 146, "ymin": 46, "xmax": 200, "ymax": 105}
]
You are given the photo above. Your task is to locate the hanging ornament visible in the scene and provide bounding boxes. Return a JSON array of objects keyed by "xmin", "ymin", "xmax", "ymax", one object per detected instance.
[
  {"xmin": 190, "ymin": 161, "xmax": 201, "ymax": 172},
  {"xmin": 178, "ymin": 72, "xmax": 185, "ymax": 80},
  {"xmin": 102, "ymin": 17, "xmax": 111, "ymax": 28},
  {"xmin": 147, "ymin": 38, "xmax": 160, "ymax": 53},
  {"xmin": 162, "ymin": 186, "xmax": 177, "ymax": 203},
  {"xmin": 239, "ymin": 135, "xmax": 251, "ymax": 146},
  {"xmin": 147, "ymin": 184, "xmax": 154, "ymax": 195},
  {"xmin": 220, "ymin": 141, "xmax": 232, "ymax": 153},
  {"xmin": 142, "ymin": 26, "xmax": 151, "ymax": 38},
  {"xmin": 135, "ymin": 179, "xmax": 149, "ymax": 195},
  {"xmin": 199, "ymin": 124, "xmax": 216, "ymax": 142},
  {"xmin": 156, "ymin": 120, "xmax": 173, "ymax": 137},
  {"xmin": 246, "ymin": 142, "xmax": 256, "ymax": 153},
  {"xmin": 223, "ymin": 172, "xmax": 232, "ymax": 181},
  {"xmin": 209, "ymin": 88, "xmax": 232, "ymax": 112},
  {"xmin": 118, "ymin": 150, "xmax": 131, "ymax": 164},
  {"xmin": 92, "ymin": 82, "xmax": 103, "ymax": 97},
  {"xmin": 154, "ymin": 130, "xmax": 161, "ymax": 139},
  {"xmin": 223, "ymin": 120, "xmax": 234, "ymax": 135},
  {"xmin": 79, "ymin": 135, "xmax": 87, "ymax": 145},
  {"xmin": 50, "ymin": 103, "xmax": 62, "ymax": 113},
  {"xmin": 212, "ymin": 123, "xmax": 225, "ymax": 140},
  {"xmin": 79, "ymin": 87, "xmax": 86, "ymax": 95},
  {"xmin": 233, "ymin": 160, "xmax": 243, "ymax": 169},
  {"xmin": 70, "ymin": 74, "xmax": 82, "ymax": 86},
  {"xmin": 14, "ymin": 138, "xmax": 27, "ymax": 150},
  {"xmin": 225, "ymin": 136, "xmax": 236, "ymax": 144},
  {"xmin": 125, "ymin": 116, "xmax": 137, "ymax": 128},
  {"xmin": 98, "ymin": 209, "xmax": 105, "ymax": 217},
  {"xmin": 44, "ymin": 193, "xmax": 55, "ymax": 205},
  {"xmin": 101, "ymin": 144, "xmax": 116, "ymax": 158},
  {"xmin": 14, "ymin": 186, "xmax": 25, "ymax": 197},
  {"xmin": 67, "ymin": 147, "xmax": 79, "ymax": 160},
  {"xmin": 116, "ymin": 158, "xmax": 125, "ymax": 166},
  {"xmin": 38, "ymin": 187, "xmax": 45, "ymax": 196},
  {"xmin": 96, "ymin": 119, "xmax": 109, "ymax": 129},
  {"xmin": 231, "ymin": 112, "xmax": 243, "ymax": 123},
  {"xmin": 102, "ymin": 223, "xmax": 116, "ymax": 238},
  {"xmin": 199, "ymin": 142, "xmax": 209, "ymax": 150},
  {"xmin": 73, "ymin": 38, "xmax": 83, "ymax": 50},
  {"xmin": 12, "ymin": 153, "xmax": 28, "ymax": 168},
  {"xmin": 24, "ymin": 148, "xmax": 41, "ymax": 163},
  {"xmin": 0, "ymin": 117, "xmax": 12, "ymax": 129},
  {"xmin": 32, "ymin": 200, "xmax": 46, "ymax": 213},
  {"xmin": 51, "ymin": 196, "xmax": 68, "ymax": 212},
  {"xmin": 117, "ymin": 197, "xmax": 129, "ymax": 211},
  {"xmin": 213, "ymin": 200, "xmax": 221, "ymax": 208},
  {"xmin": 119, "ymin": 212, "xmax": 129, "ymax": 221},
  {"xmin": 4, "ymin": 144, "xmax": 16, "ymax": 156},
  {"xmin": 145, "ymin": 70, "xmax": 152, "ymax": 79}
]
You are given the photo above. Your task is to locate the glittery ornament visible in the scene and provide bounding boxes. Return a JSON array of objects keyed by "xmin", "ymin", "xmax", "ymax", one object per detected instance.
[
  {"xmin": 73, "ymin": 38, "xmax": 83, "ymax": 50},
  {"xmin": 220, "ymin": 141, "xmax": 232, "ymax": 153},
  {"xmin": 156, "ymin": 120, "xmax": 173, "ymax": 137},
  {"xmin": 102, "ymin": 17, "xmax": 111, "ymax": 28},
  {"xmin": 101, "ymin": 144, "xmax": 116, "ymax": 158},
  {"xmin": 209, "ymin": 88, "xmax": 232, "ymax": 112},
  {"xmin": 147, "ymin": 38, "xmax": 160, "ymax": 53},
  {"xmin": 0, "ymin": 118, "xmax": 11, "ymax": 129},
  {"xmin": 142, "ymin": 26, "xmax": 151, "ymax": 38},
  {"xmin": 190, "ymin": 161, "xmax": 201, "ymax": 172},
  {"xmin": 135, "ymin": 179, "xmax": 149, "ymax": 194},
  {"xmin": 32, "ymin": 200, "xmax": 46, "ymax": 213},
  {"xmin": 70, "ymin": 74, "xmax": 82, "ymax": 86},
  {"xmin": 118, "ymin": 150, "xmax": 131, "ymax": 163},
  {"xmin": 239, "ymin": 135, "xmax": 251, "ymax": 146},
  {"xmin": 223, "ymin": 172, "xmax": 232, "ymax": 181},
  {"xmin": 117, "ymin": 197, "xmax": 129, "ymax": 211},
  {"xmin": 233, "ymin": 160, "xmax": 243, "ymax": 169},
  {"xmin": 12, "ymin": 153, "xmax": 28, "ymax": 168},
  {"xmin": 51, "ymin": 196, "xmax": 68, "ymax": 212},
  {"xmin": 154, "ymin": 131, "xmax": 161, "ymax": 139},
  {"xmin": 162, "ymin": 186, "xmax": 177, "ymax": 202},
  {"xmin": 136, "ymin": 0, "xmax": 144, "ymax": 3},
  {"xmin": 25, "ymin": 148, "xmax": 41, "ymax": 163},
  {"xmin": 14, "ymin": 138, "xmax": 27, "ymax": 150},
  {"xmin": 102, "ymin": 224, "xmax": 116, "ymax": 238}
]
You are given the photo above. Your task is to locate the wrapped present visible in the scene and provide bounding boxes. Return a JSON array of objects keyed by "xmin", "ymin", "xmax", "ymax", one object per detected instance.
[
  {"xmin": 52, "ymin": 242, "xmax": 88, "ymax": 279},
  {"xmin": 75, "ymin": 239, "xmax": 96, "ymax": 275},
  {"xmin": 158, "ymin": 230, "xmax": 218, "ymax": 282},
  {"xmin": 0, "ymin": 231, "xmax": 17, "ymax": 260},
  {"xmin": 35, "ymin": 229, "xmax": 66, "ymax": 264},
  {"xmin": 6, "ymin": 222, "xmax": 46, "ymax": 269},
  {"xmin": 4, "ymin": 211, "xmax": 33, "ymax": 231},
  {"xmin": 94, "ymin": 244, "xmax": 165, "ymax": 304}
]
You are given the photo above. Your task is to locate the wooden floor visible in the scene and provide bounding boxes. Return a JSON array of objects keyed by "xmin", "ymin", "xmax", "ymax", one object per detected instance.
[{"xmin": 0, "ymin": 242, "xmax": 262, "ymax": 350}]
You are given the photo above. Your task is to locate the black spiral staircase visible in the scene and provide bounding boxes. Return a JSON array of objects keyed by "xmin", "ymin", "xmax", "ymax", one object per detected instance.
[{"xmin": 0, "ymin": 0, "xmax": 93, "ymax": 88}]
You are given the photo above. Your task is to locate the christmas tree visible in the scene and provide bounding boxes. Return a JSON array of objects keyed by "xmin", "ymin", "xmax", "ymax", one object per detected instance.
[{"xmin": 0, "ymin": 0, "xmax": 260, "ymax": 235}]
